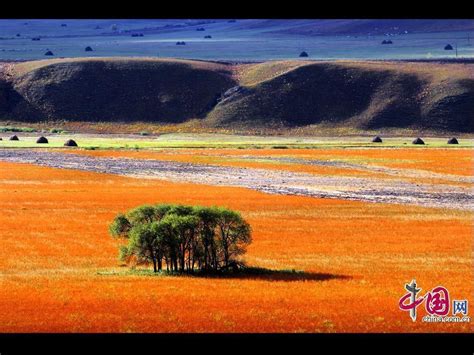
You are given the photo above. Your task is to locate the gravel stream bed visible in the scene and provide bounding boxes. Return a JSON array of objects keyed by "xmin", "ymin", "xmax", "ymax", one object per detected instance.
[{"xmin": 0, "ymin": 149, "xmax": 472, "ymax": 211}]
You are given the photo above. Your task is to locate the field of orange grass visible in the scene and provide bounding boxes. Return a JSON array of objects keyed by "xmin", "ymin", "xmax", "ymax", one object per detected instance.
[{"xmin": 0, "ymin": 160, "xmax": 472, "ymax": 333}]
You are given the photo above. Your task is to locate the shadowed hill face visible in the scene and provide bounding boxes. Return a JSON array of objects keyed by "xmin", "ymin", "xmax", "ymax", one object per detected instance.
[
  {"xmin": 209, "ymin": 63, "xmax": 399, "ymax": 127},
  {"xmin": 420, "ymin": 78, "xmax": 474, "ymax": 133},
  {"xmin": 5, "ymin": 59, "xmax": 236, "ymax": 122},
  {"xmin": 207, "ymin": 61, "xmax": 474, "ymax": 133},
  {"xmin": 0, "ymin": 80, "xmax": 8, "ymax": 116}
]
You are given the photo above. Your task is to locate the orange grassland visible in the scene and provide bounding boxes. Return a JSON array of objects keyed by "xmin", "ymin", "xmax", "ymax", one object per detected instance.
[{"xmin": 0, "ymin": 149, "xmax": 472, "ymax": 333}]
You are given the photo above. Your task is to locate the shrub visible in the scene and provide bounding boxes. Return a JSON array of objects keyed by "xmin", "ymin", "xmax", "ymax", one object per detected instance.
[
  {"xmin": 0, "ymin": 126, "xmax": 36, "ymax": 133},
  {"xmin": 50, "ymin": 128, "xmax": 64, "ymax": 134}
]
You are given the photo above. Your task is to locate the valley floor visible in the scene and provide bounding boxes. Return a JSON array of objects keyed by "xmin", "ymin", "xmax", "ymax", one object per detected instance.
[{"xmin": 0, "ymin": 146, "xmax": 472, "ymax": 332}]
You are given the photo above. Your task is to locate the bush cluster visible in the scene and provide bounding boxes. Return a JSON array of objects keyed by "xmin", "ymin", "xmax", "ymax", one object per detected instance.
[{"xmin": 110, "ymin": 204, "xmax": 252, "ymax": 273}]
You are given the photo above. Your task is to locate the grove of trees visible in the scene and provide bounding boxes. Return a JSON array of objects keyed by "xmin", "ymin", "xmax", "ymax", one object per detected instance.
[{"xmin": 109, "ymin": 204, "xmax": 252, "ymax": 273}]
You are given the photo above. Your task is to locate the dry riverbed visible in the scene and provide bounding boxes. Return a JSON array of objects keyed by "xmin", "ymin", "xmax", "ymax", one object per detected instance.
[{"xmin": 0, "ymin": 149, "xmax": 471, "ymax": 210}]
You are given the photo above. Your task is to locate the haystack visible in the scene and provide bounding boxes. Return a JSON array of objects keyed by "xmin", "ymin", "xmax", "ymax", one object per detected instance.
[
  {"xmin": 372, "ymin": 136, "xmax": 383, "ymax": 143},
  {"xmin": 36, "ymin": 136, "xmax": 49, "ymax": 144},
  {"xmin": 447, "ymin": 137, "xmax": 459, "ymax": 144},
  {"xmin": 85, "ymin": 46, "xmax": 93, "ymax": 52},
  {"xmin": 64, "ymin": 139, "xmax": 78, "ymax": 147},
  {"xmin": 299, "ymin": 51, "xmax": 309, "ymax": 57},
  {"xmin": 204, "ymin": 35, "xmax": 212, "ymax": 39},
  {"xmin": 444, "ymin": 44, "xmax": 453, "ymax": 50},
  {"xmin": 381, "ymin": 40, "xmax": 393, "ymax": 44},
  {"xmin": 9, "ymin": 135, "xmax": 19, "ymax": 141},
  {"xmin": 44, "ymin": 50, "xmax": 54, "ymax": 56},
  {"xmin": 412, "ymin": 137, "xmax": 425, "ymax": 145}
]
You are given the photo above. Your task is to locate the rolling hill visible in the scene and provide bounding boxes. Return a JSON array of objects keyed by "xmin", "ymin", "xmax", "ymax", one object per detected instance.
[
  {"xmin": 1, "ymin": 58, "xmax": 236, "ymax": 123},
  {"xmin": 209, "ymin": 60, "xmax": 474, "ymax": 133},
  {"xmin": 0, "ymin": 57, "xmax": 473, "ymax": 133}
]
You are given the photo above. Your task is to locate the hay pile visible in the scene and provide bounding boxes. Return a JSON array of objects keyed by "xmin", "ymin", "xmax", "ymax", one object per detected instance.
[
  {"xmin": 36, "ymin": 136, "xmax": 48, "ymax": 144},
  {"xmin": 64, "ymin": 139, "xmax": 78, "ymax": 147},
  {"xmin": 412, "ymin": 137, "xmax": 425, "ymax": 145}
]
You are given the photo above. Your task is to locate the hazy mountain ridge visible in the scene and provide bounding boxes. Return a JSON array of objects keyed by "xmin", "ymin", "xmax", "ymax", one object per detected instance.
[{"xmin": 264, "ymin": 19, "xmax": 474, "ymax": 36}]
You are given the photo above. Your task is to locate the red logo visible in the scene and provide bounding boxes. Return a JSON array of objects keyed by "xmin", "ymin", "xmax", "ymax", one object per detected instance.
[
  {"xmin": 425, "ymin": 286, "xmax": 450, "ymax": 316},
  {"xmin": 399, "ymin": 280, "xmax": 450, "ymax": 321}
]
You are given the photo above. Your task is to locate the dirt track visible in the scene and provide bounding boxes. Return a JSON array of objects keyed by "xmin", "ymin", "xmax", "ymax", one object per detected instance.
[{"xmin": 0, "ymin": 149, "xmax": 472, "ymax": 211}]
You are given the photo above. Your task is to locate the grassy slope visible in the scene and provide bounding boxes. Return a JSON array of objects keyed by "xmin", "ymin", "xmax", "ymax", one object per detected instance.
[
  {"xmin": 206, "ymin": 60, "xmax": 474, "ymax": 134},
  {"xmin": 0, "ymin": 57, "xmax": 473, "ymax": 134},
  {"xmin": 2, "ymin": 57, "xmax": 236, "ymax": 123},
  {"xmin": 10, "ymin": 57, "xmax": 230, "ymax": 77}
]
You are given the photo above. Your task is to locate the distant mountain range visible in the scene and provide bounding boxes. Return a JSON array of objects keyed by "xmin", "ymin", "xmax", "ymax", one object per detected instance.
[
  {"xmin": 1, "ymin": 19, "xmax": 473, "ymax": 39},
  {"xmin": 99, "ymin": 19, "xmax": 474, "ymax": 37},
  {"xmin": 1, "ymin": 19, "xmax": 472, "ymax": 61},
  {"xmin": 96, "ymin": 19, "xmax": 474, "ymax": 37},
  {"xmin": 255, "ymin": 19, "xmax": 474, "ymax": 36}
]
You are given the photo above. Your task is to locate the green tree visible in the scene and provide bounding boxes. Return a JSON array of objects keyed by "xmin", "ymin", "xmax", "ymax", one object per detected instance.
[
  {"xmin": 214, "ymin": 207, "xmax": 252, "ymax": 268},
  {"xmin": 193, "ymin": 206, "xmax": 220, "ymax": 270},
  {"xmin": 125, "ymin": 222, "xmax": 160, "ymax": 272},
  {"xmin": 154, "ymin": 217, "xmax": 178, "ymax": 272},
  {"xmin": 109, "ymin": 213, "xmax": 131, "ymax": 238},
  {"xmin": 162, "ymin": 214, "xmax": 200, "ymax": 271},
  {"xmin": 127, "ymin": 205, "xmax": 159, "ymax": 225}
]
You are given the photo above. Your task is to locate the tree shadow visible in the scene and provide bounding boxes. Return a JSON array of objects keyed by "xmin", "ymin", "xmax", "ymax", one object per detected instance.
[
  {"xmin": 184, "ymin": 267, "xmax": 351, "ymax": 282},
  {"xmin": 102, "ymin": 266, "xmax": 351, "ymax": 282}
]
